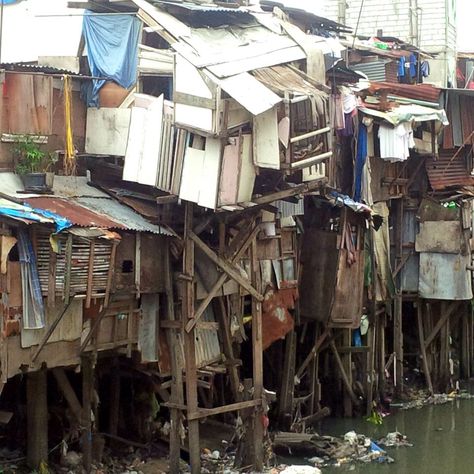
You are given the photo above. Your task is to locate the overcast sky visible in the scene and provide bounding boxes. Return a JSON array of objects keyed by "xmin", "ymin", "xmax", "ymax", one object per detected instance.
[{"xmin": 1, "ymin": 0, "xmax": 473, "ymax": 62}]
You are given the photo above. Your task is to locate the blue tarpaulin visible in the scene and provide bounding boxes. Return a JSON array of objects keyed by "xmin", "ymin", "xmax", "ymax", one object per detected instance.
[
  {"xmin": 82, "ymin": 11, "xmax": 141, "ymax": 106},
  {"xmin": 0, "ymin": 205, "xmax": 72, "ymax": 233}
]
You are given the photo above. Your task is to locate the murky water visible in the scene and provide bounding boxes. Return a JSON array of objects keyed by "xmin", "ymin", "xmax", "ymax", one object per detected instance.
[{"xmin": 288, "ymin": 398, "xmax": 474, "ymax": 474}]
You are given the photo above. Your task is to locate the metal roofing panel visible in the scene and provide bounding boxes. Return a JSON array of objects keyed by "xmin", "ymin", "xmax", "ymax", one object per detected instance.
[
  {"xmin": 24, "ymin": 197, "xmax": 122, "ymax": 229},
  {"xmin": 74, "ymin": 197, "xmax": 172, "ymax": 235},
  {"xmin": 368, "ymin": 81, "xmax": 442, "ymax": 103},
  {"xmin": 350, "ymin": 60, "xmax": 390, "ymax": 82},
  {"xmin": 426, "ymin": 149, "xmax": 474, "ymax": 191}
]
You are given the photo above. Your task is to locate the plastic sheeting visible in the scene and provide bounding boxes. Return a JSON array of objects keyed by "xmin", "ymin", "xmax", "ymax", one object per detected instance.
[
  {"xmin": 82, "ymin": 11, "xmax": 141, "ymax": 106},
  {"xmin": 0, "ymin": 203, "xmax": 72, "ymax": 233}
]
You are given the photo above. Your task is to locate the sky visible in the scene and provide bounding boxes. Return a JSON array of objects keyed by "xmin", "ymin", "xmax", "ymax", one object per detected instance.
[{"xmin": 0, "ymin": 0, "xmax": 473, "ymax": 62}]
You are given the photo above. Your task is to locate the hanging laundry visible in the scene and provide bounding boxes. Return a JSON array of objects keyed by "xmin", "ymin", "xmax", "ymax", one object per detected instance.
[
  {"xmin": 398, "ymin": 56, "xmax": 406, "ymax": 79},
  {"xmin": 378, "ymin": 122, "xmax": 414, "ymax": 162}
]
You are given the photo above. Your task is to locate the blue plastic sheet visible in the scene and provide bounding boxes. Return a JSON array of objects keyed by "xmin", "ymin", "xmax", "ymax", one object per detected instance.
[
  {"xmin": 354, "ymin": 124, "xmax": 367, "ymax": 202},
  {"xmin": 82, "ymin": 11, "xmax": 141, "ymax": 106},
  {"xmin": 0, "ymin": 205, "xmax": 72, "ymax": 233}
]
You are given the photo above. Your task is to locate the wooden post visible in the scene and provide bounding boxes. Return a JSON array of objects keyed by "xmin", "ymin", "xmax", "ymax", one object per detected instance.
[
  {"xmin": 82, "ymin": 354, "xmax": 93, "ymax": 473},
  {"xmin": 108, "ymin": 357, "xmax": 120, "ymax": 436},
  {"xmin": 183, "ymin": 202, "xmax": 201, "ymax": 474},
  {"xmin": 27, "ymin": 368, "xmax": 48, "ymax": 470},
  {"xmin": 164, "ymin": 239, "xmax": 185, "ymax": 474},
  {"xmin": 394, "ymin": 198, "xmax": 404, "ymax": 396},
  {"xmin": 250, "ymin": 237, "xmax": 264, "ymax": 471},
  {"xmin": 341, "ymin": 329, "xmax": 353, "ymax": 417},
  {"xmin": 417, "ymin": 300, "xmax": 433, "ymax": 395},
  {"xmin": 278, "ymin": 329, "xmax": 297, "ymax": 430}
]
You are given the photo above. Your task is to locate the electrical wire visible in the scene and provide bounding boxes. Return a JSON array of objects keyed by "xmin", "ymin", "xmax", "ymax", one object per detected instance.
[{"xmin": 352, "ymin": 0, "xmax": 365, "ymax": 49}]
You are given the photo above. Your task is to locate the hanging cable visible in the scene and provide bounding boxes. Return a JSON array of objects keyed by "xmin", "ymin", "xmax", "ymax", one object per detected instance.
[{"xmin": 352, "ymin": 0, "xmax": 366, "ymax": 49}]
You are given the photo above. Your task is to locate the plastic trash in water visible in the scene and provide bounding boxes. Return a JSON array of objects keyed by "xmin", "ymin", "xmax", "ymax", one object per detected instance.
[{"xmin": 370, "ymin": 441, "xmax": 383, "ymax": 452}]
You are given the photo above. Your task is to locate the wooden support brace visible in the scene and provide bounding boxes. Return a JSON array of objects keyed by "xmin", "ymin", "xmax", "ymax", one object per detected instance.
[
  {"xmin": 329, "ymin": 340, "xmax": 360, "ymax": 406},
  {"xmin": 189, "ymin": 231, "xmax": 264, "ymax": 303},
  {"xmin": 296, "ymin": 328, "xmax": 330, "ymax": 380},
  {"xmin": 424, "ymin": 301, "xmax": 460, "ymax": 349},
  {"xmin": 186, "ymin": 224, "xmax": 262, "ymax": 332},
  {"xmin": 52, "ymin": 368, "xmax": 83, "ymax": 423}
]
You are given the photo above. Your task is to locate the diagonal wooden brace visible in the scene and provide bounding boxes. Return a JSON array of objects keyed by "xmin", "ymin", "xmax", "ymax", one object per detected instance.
[
  {"xmin": 186, "ymin": 224, "xmax": 262, "ymax": 333},
  {"xmin": 189, "ymin": 231, "xmax": 264, "ymax": 302}
]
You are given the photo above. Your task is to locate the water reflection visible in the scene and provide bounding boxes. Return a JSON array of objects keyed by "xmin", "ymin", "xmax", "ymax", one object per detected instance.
[{"xmin": 310, "ymin": 399, "xmax": 474, "ymax": 473}]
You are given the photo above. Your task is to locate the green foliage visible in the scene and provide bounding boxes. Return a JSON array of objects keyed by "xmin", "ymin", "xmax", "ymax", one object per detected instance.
[{"xmin": 13, "ymin": 136, "xmax": 53, "ymax": 175}]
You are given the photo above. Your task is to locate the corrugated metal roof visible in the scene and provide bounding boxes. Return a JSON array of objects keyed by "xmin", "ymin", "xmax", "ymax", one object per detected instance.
[
  {"xmin": 368, "ymin": 81, "xmax": 442, "ymax": 103},
  {"xmin": 74, "ymin": 197, "xmax": 171, "ymax": 235},
  {"xmin": 350, "ymin": 60, "xmax": 390, "ymax": 82},
  {"xmin": 0, "ymin": 62, "xmax": 83, "ymax": 76},
  {"xmin": 153, "ymin": 0, "xmax": 252, "ymax": 14},
  {"xmin": 426, "ymin": 149, "xmax": 474, "ymax": 191},
  {"xmin": 24, "ymin": 197, "xmax": 123, "ymax": 229}
]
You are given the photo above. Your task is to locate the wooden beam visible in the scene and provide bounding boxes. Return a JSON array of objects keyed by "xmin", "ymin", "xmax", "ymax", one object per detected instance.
[
  {"xmin": 250, "ymin": 179, "xmax": 324, "ymax": 207},
  {"xmin": 296, "ymin": 328, "xmax": 329, "ymax": 380},
  {"xmin": 52, "ymin": 368, "xmax": 83, "ymax": 423},
  {"xmin": 186, "ymin": 223, "xmax": 261, "ymax": 332},
  {"xmin": 86, "ymin": 240, "xmax": 95, "ymax": 309},
  {"xmin": 81, "ymin": 355, "xmax": 93, "ymax": 474},
  {"xmin": 424, "ymin": 301, "xmax": 460, "ymax": 349},
  {"xmin": 189, "ymin": 231, "xmax": 264, "ymax": 303},
  {"xmin": 80, "ymin": 305, "xmax": 108, "ymax": 352},
  {"xmin": 188, "ymin": 399, "xmax": 262, "ymax": 420},
  {"xmin": 329, "ymin": 340, "xmax": 360, "ymax": 406},
  {"xmin": 251, "ymin": 237, "xmax": 264, "ymax": 471},
  {"xmin": 183, "ymin": 203, "xmax": 201, "ymax": 474},
  {"xmin": 417, "ymin": 301, "xmax": 433, "ymax": 395}
]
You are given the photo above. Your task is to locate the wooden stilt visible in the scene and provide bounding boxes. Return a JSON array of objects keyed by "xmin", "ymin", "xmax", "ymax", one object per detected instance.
[
  {"xmin": 183, "ymin": 202, "xmax": 201, "ymax": 474},
  {"xmin": 164, "ymin": 239, "xmax": 184, "ymax": 474},
  {"xmin": 417, "ymin": 300, "xmax": 433, "ymax": 395},
  {"xmin": 341, "ymin": 329, "xmax": 353, "ymax": 417},
  {"xmin": 27, "ymin": 368, "xmax": 48, "ymax": 470},
  {"xmin": 278, "ymin": 329, "xmax": 297, "ymax": 430},
  {"xmin": 250, "ymin": 237, "xmax": 264, "ymax": 470},
  {"xmin": 82, "ymin": 354, "xmax": 93, "ymax": 474},
  {"xmin": 108, "ymin": 357, "xmax": 120, "ymax": 436},
  {"xmin": 394, "ymin": 294, "xmax": 403, "ymax": 396},
  {"xmin": 329, "ymin": 339, "xmax": 359, "ymax": 406}
]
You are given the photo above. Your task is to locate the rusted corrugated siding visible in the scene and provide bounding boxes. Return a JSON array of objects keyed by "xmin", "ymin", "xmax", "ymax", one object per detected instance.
[
  {"xmin": 369, "ymin": 81, "xmax": 442, "ymax": 103},
  {"xmin": 426, "ymin": 149, "xmax": 474, "ymax": 190},
  {"xmin": 25, "ymin": 197, "xmax": 123, "ymax": 229}
]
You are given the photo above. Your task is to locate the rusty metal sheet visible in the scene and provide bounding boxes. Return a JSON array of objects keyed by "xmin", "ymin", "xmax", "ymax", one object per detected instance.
[
  {"xmin": 262, "ymin": 287, "xmax": 295, "ymax": 350},
  {"xmin": 425, "ymin": 149, "xmax": 474, "ymax": 191},
  {"xmin": 368, "ymin": 81, "xmax": 442, "ymax": 103},
  {"xmin": 419, "ymin": 252, "xmax": 473, "ymax": 300},
  {"xmin": 24, "ymin": 197, "xmax": 122, "ymax": 229}
]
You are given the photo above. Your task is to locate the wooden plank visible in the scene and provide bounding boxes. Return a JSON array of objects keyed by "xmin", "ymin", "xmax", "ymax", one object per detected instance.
[
  {"xmin": 296, "ymin": 328, "xmax": 330, "ymax": 379},
  {"xmin": 186, "ymin": 223, "xmax": 261, "ymax": 332},
  {"xmin": 329, "ymin": 339, "xmax": 359, "ymax": 406},
  {"xmin": 278, "ymin": 330, "xmax": 297, "ymax": 430},
  {"xmin": 31, "ymin": 300, "xmax": 75, "ymax": 363},
  {"xmin": 104, "ymin": 241, "xmax": 117, "ymax": 308},
  {"xmin": 183, "ymin": 203, "xmax": 201, "ymax": 474},
  {"xmin": 424, "ymin": 301, "xmax": 460, "ymax": 349},
  {"xmin": 253, "ymin": 106, "xmax": 280, "ymax": 170},
  {"xmin": 251, "ymin": 237, "xmax": 264, "ymax": 471},
  {"xmin": 189, "ymin": 231, "xmax": 264, "ymax": 303},
  {"xmin": 188, "ymin": 399, "xmax": 261, "ymax": 420},
  {"xmin": 52, "ymin": 368, "xmax": 83, "ymax": 423}
]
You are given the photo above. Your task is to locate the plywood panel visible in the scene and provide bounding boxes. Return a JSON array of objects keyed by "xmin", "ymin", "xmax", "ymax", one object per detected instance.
[
  {"xmin": 20, "ymin": 299, "xmax": 83, "ymax": 348},
  {"xmin": 86, "ymin": 108, "xmax": 131, "ymax": 156},
  {"xmin": 253, "ymin": 106, "xmax": 280, "ymax": 170},
  {"xmin": 237, "ymin": 134, "xmax": 256, "ymax": 202},
  {"xmin": 218, "ymin": 137, "xmax": 240, "ymax": 206}
]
